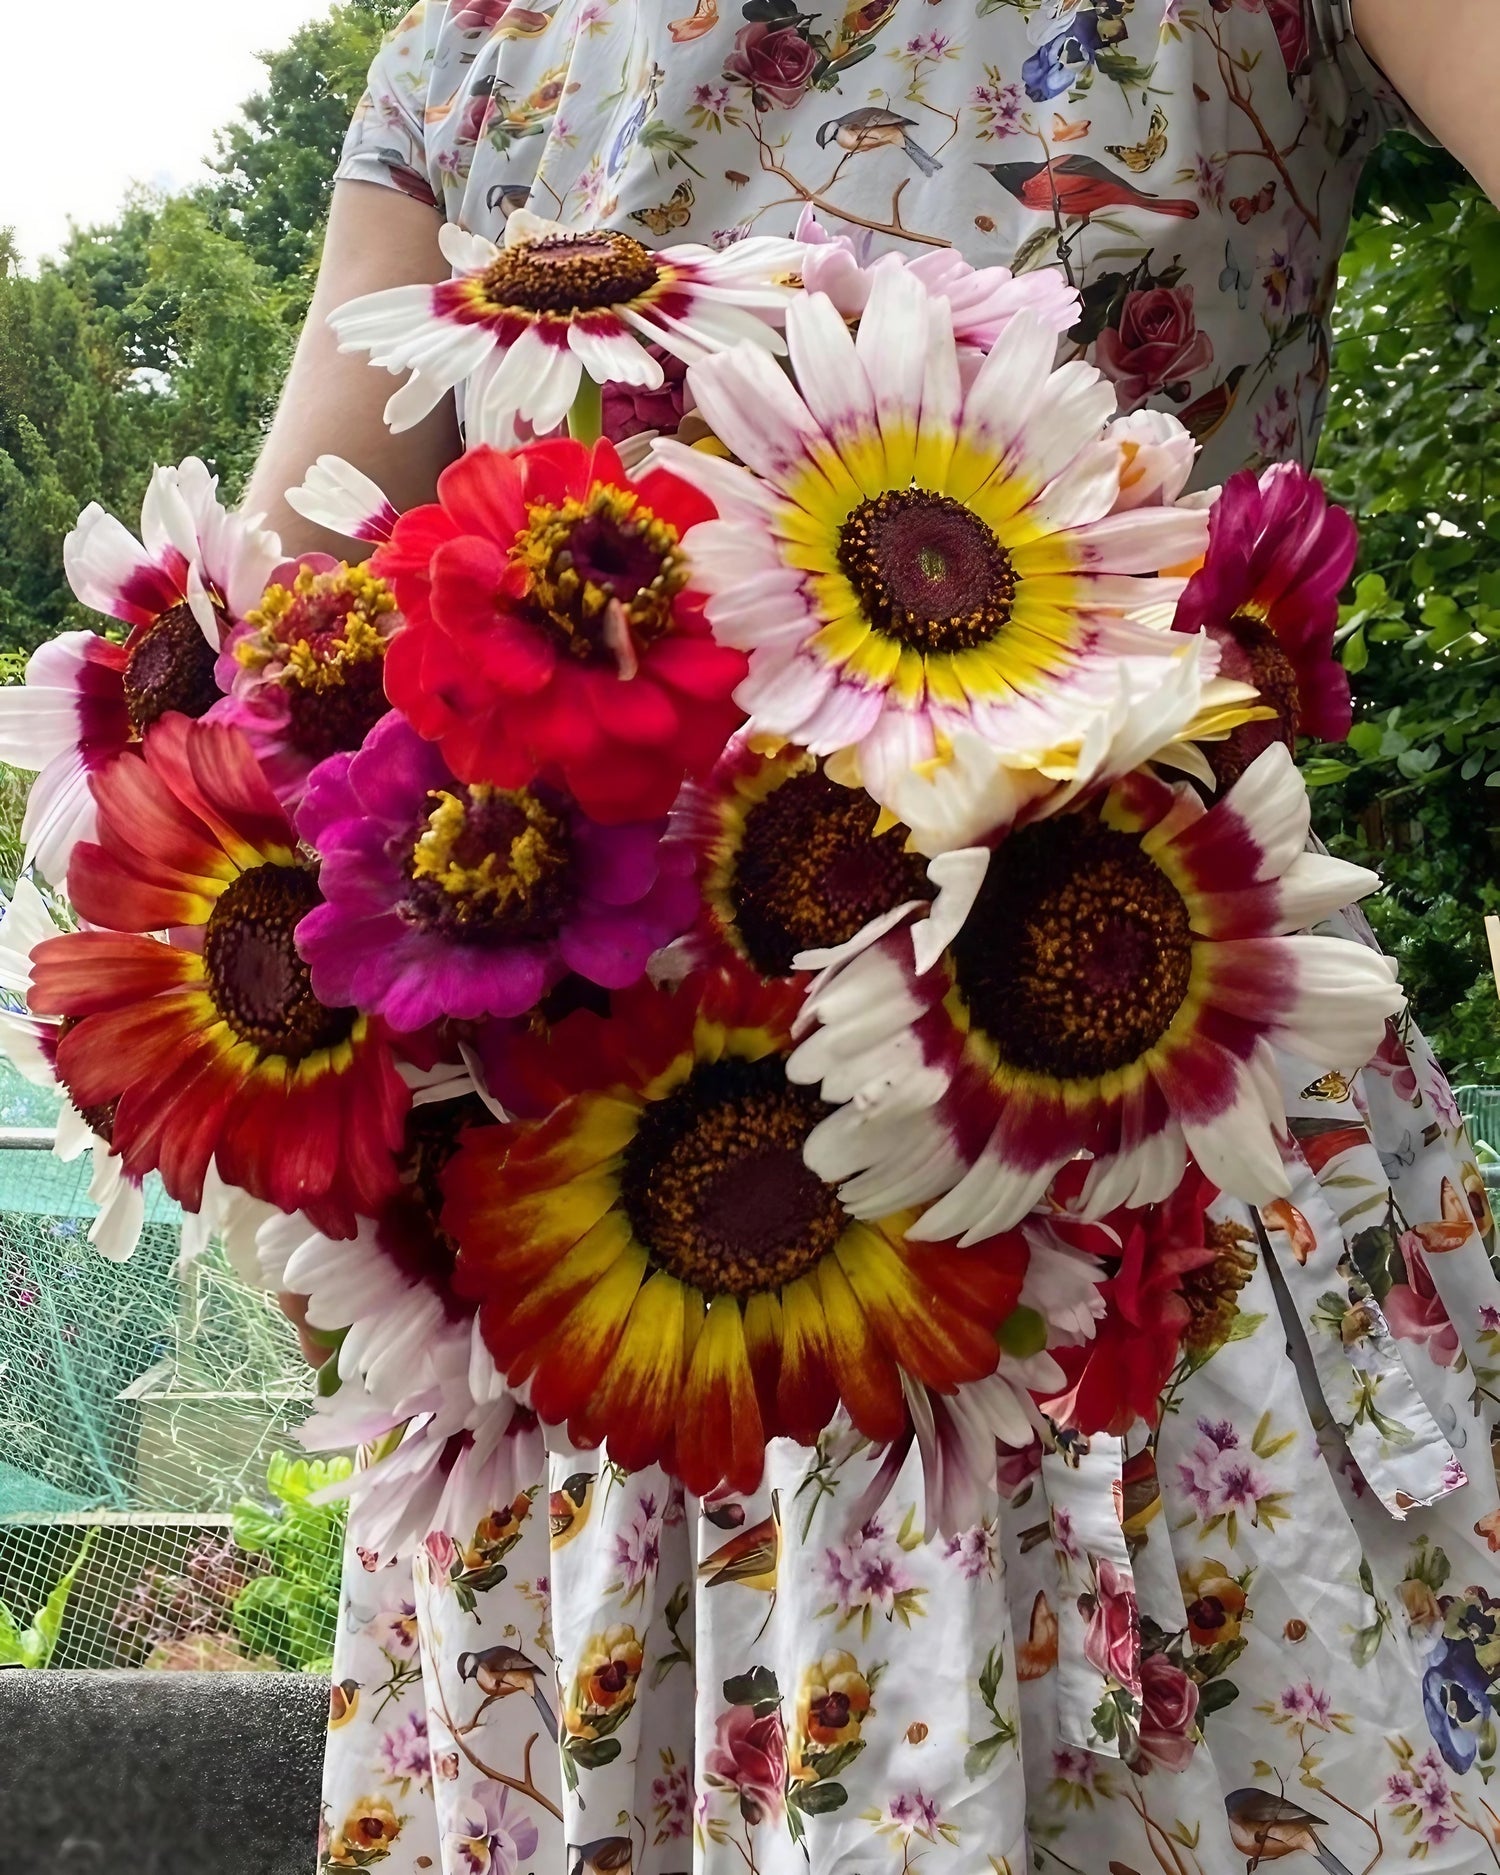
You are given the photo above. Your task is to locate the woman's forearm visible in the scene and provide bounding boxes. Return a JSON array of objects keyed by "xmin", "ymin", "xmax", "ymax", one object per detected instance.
[
  {"xmin": 1354, "ymin": 0, "xmax": 1500, "ymax": 204},
  {"xmin": 243, "ymin": 180, "xmax": 462, "ymax": 559}
]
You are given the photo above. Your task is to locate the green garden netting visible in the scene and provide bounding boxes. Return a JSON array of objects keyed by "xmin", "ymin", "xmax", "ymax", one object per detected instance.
[{"xmin": 0, "ymin": 1060, "xmax": 344, "ymax": 1672}]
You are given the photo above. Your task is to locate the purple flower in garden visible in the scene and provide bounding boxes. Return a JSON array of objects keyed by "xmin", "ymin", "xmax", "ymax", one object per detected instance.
[{"xmin": 295, "ymin": 711, "xmax": 698, "ymax": 1032}]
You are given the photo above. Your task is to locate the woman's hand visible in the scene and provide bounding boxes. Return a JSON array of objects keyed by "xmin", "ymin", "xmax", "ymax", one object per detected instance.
[
  {"xmin": 243, "ymin": 180, "xmax": 462, "ymax": 559},
  {"xmin": 1354, "ymin": 0, "xmax": 1500, "ymax": 203}
]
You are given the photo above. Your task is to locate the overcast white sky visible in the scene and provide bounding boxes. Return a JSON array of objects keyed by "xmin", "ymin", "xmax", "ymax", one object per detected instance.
[{"xmin": 2, "ymin": 0, "xmax": 335, "ymax": 267}]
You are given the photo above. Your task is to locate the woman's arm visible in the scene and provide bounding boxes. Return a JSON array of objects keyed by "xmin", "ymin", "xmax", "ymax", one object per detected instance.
[
  {"xmin": 1353, "ymin": 0, "xmax": 1500, "ymax": 203},
  {"xmin": 243, "ymin": 179, "xmax": 462, "ymax": 558}
]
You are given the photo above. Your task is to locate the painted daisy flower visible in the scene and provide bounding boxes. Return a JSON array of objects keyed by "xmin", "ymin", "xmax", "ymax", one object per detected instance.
[
  {"xmin": 662, "ymin": 735, "xmax": 935, "ymax": 983},
  {"xmin": 0, "ymin": 879, "xmax": 144, "ymax": 1262},
  {"xmin": 0, "ymin": 459, "xmax": 280, "ymax": 886},
  {"xmin": 789, "ymin": 744, "xmax": 1404, "ymax": 1238},
  {"xmin": 657, "ymin": 264, "xmax": 1212, "ymax": 813},
  {"xmin": 1172, "ymin": 462, "xmax": 1358, "ymax": 787},
  {"xmin": 378, "ymin": 439, "xmax": 746, "ymax": 824},
  {"xmin": 295, "ymin": 710, "xmax": 698, "ymax": 1033},
  {"xmin": 212, "ymin": 554, "xmax": 400, "ymax": 809},
  {"xmin": 796, "ymin": 208, "xmax": 1081, "ymax": 353},
  {"xmin": 285, "ymin": 456, "xmax": 399, "ymax": 547},
  {"xmin": 445, "ymin": 970, "xmax": 1034, "ymax": 1498},
  {"xmin": 256, "ymin": 1086, "xmax": 500, "ymax": 1404},
  {"xmin": 27, "ymin": 716, "xmax": 410, "ymax": 1240},
  {"xmin": 299, "ymin": 1368, "xmax": 543, "ymax": 1561},
  {"xmin": 329, "ymin": 210, "xmax": 805, "ymax": 442}
]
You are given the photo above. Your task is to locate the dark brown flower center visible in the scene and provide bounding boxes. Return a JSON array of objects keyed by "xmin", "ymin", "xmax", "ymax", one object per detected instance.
[
  {"xmin": 950, "ymin": 815, "xmax": 1193, "ymax": 1082},
  {"xmin": 729, "ymin": 764, "xmax": 934, "ymax": 977},
  {"xmin": 480, "ymin": 232, "xmax": 661, "ymax": 314},
  {"xmin": 838, "ymin": 490, "xmax": 1017, "ymax": 653},
  {"xmin": 1205, "ymin": 613, "xmax": 1300, "ymax": 789},
  {"xmin": 400, "ymin": 784, "xmax": 574, "ymax": 942},
  {"xmin": 514, "ymin": 487, "xmax": 686, "ymax": 672},
  {"xmin": 202, "ymin": 865, "xmax": 356, "ymax": 1060},
  {"xmin": 122, "ymin": 604, "xmax": 224, "ymax": 733},
  {"xmin": 375, "ymin": 1096, "xmax": 491, "ymax": 1315},
  {"xmin": 619, "ymin": 1054, "xmax": 846, "ymax": 1298}
]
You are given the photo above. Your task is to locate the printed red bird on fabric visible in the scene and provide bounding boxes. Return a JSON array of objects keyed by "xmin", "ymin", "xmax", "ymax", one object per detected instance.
[{"xmin": 980, "ymin": 155, "xmax": 1200, "ymax": 222}]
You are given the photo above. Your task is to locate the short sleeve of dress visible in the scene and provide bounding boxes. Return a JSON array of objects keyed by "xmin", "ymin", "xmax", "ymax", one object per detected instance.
[
  {"xmin": 1304, "ymin": 0, "xmax": 1431, "ymax": 141},
  {"xmin": 335, "ymin": 2, "xmax": 449, "ymax": 209}
]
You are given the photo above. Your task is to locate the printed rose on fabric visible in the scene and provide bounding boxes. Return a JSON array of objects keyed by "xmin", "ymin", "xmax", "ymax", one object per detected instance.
[
  {"xmin": 1094, "ymin": 285, "xmax": 1214, "ymax": 411},
  {"xmin": 1082, "ymin": 1559, "xmax": 1141, "ymax": 1695},
  {"xmin": 707, "ymin": 1701, "xmax": 789, "ymax": 1825},
  {"xmin": 1133, "ymin": 1654, "xmax": 1201, "ymax": 1773},
  {"xmin": 1384, "ymin": 1234, "xmax": 1463, "ymax": 1369},
  {"xmin": 723, "ymin": 23, "xmax": 819, "ymax": 109},
  {"xmin": 1266, "ymin": 0, "xmax": 1309, "ymax": 73}
]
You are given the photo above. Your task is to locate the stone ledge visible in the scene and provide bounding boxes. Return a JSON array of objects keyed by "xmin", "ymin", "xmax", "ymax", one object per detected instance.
[{"xmin": 0, "ymin": 1669, "xmax": 324, "ymax": 1875}]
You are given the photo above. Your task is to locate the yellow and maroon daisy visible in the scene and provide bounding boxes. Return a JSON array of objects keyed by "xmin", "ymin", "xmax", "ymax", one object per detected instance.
[
  {"xmin": 665, "ymin": 735, "xmax": 936, "ymax": 982},
  {"xmin": 444, "ymin": 970, "xmax": 1032, "ymax": 1498},
  {"xmin": 28, "ymin": 716, "xmax": 410, "ymax": 1239}
]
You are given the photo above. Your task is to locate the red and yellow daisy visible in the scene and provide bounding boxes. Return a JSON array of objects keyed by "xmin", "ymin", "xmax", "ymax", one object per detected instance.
[
  {"xmin": 378, "ymin": 439, "xmax": 747, "ymax": 825},
  {"xmin": 444, "ymin": 970, "xmax": 1032, "ymax": 1497},
  {"xmin": 28, "ymin": 717, "xmax": 409, "ymax": 1239}
]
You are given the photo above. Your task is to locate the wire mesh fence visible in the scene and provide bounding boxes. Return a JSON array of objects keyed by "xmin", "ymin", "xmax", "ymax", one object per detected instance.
[{"xmin": 0, "ymin": 1061, "xmax": 344, "ymax": 1672}]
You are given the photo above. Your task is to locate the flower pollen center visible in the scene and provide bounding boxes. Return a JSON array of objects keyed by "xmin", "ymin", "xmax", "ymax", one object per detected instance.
[
  {"xmin": 239, "ymin": 565, "xmax": 396, "ymax": 760},
  {"xmin": 479, "ymin": 232, "xmax": 662, "ymax": 316},
  {"xmin": 728, "ymin": 764, "xmax": 934, "ymax": 976},
  {"xmin": 402, "ymin": 784, "xmax": 574, "ymax": 942},
  {"xmin": 514, "ymin": 486, "xmax": 686, "ymax": 674},
  {"xmin": 123, "ymin": 603, "xmax": 224, "ymax": 733},
  {"xmin": 951, "ymin": 815, "xmax": 1193, "ymax": 1081},
  {"xmin": 620, "ymin": 1054, "xmax": 846, "ymax": 1298},
  {"xmin": 202, "ymin": 865, "xmax": 356, "ymax": 1061},
  {"xmin": 839, "ymin": 489, "xmax": 1017, "ymax": 653}
]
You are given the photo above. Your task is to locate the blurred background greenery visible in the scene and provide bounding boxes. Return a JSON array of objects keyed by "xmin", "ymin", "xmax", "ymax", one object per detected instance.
[{"xmin": 0, "ymin": 0, "xmax": 1497, "ymax": 1073}]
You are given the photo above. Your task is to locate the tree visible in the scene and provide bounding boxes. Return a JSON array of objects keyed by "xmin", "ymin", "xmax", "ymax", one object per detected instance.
[{"xmin": 1311, "ymin": 138, "xmax": 1500, "ymax": 1080}]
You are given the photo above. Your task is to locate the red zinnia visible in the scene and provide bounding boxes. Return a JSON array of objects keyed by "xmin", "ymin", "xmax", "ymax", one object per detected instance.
[
  {"xmin": 1173, "ymin": 462, "xmax": 1358, "ymax": 787},
  {"xmin": 28, "ymin": 716, "xmax": 409, "ymax": 1238},
  {"xmin": 1043, "ymin": 1170, "xmax": 1220, "ymax": 1438},
  {"xmin": 377, "ymin": 440, "xmax": 747, "ymax": 824}
]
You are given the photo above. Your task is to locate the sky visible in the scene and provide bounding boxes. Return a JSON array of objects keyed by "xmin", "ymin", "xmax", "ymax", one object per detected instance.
[{"xmin": 2, "ymin": 0, "xmax": 333, "ymax": 267}]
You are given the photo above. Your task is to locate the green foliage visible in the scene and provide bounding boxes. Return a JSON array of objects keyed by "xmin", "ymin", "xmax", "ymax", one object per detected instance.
[
  {"xmin": 0, "ymin": 1, "xmax": 395, "ymax": 657},
  {"xmin": 230, "ymin": 1452, "xmax": 352, "ymax": 1672},
  {"xmin": 1312, "ymin": 136, "xmax": 1500, "ymax": 1080},
  {"xmin": 0, "ymin": 1528, "xmax": 98, "ymax": 1668}
]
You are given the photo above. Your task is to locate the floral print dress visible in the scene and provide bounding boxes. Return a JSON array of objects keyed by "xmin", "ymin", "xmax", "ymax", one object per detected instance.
[{"xmin": 316, "ymin": 6, "xmax": 1500, "ymax": 1874}]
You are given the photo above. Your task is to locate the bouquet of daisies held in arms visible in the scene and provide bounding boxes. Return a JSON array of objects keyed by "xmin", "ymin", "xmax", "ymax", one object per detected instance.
[{"xmin": 0, "ymin": 209, "xmax": 1395, "ymax": 1545}]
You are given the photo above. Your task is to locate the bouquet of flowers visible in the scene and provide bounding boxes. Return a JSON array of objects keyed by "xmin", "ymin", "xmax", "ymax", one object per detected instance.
[{"xmin": 0, "ymin": 210, "xmax": 1400, "ymax": 1545}]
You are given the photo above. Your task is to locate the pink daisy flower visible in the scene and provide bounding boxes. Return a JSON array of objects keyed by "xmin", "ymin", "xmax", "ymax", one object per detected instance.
[{"xmin": 0, "ymin": 459, "xmax": 279, "ymax": 885}]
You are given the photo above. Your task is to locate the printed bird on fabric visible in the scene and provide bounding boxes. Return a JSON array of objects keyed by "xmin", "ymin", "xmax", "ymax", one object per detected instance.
[
  {"xmin": 817, "ymin": 108, "xmax": 943, "ymax": 177},
  {"xmin": 550, "ymin": 1471, "xmax": 596, "ymax": 1549},
  {"xmin": 981, "ymin": 154, "xmax": 1199, "ymax": 222},
  {"xmin": 569, "ymin": 1838, "xmax": 634, "ymax": 1875},
  {"xmin": 1224, "ymin": 1789, "xmax": 1355, "ymax": 1873},
  {"xmin": 456, "ymin": 1644, "xmax": 559, "ymax": 1739},
  {"xmin": 699, "ymin": 1491, "xmax": 782, "ymax": 1638},
  {"xmin": 328, "ymin": 1678, "xmax": 360, "ymax": 1729}
]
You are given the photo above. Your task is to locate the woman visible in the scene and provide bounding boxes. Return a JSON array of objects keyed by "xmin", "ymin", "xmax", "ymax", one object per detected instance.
[{"xmin": 253, "ymin": 4, "xmax": 1500, "ymax": 1871}]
